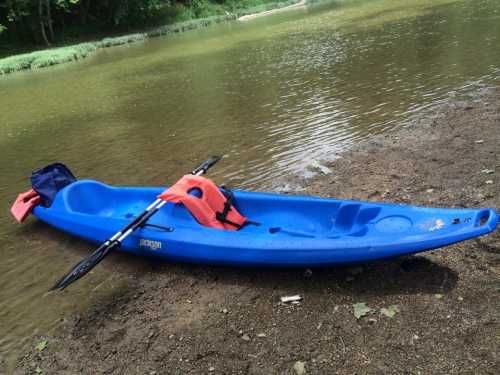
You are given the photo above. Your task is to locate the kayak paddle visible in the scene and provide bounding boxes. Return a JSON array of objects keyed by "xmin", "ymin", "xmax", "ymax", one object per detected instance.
[{"xmin": 51, "ymin": 156, "xmax": 221, "ymax": 291}]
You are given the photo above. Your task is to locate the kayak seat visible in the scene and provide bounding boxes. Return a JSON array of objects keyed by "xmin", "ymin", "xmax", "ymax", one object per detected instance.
[
  {"xmin": 63, "ymin": 180, "xmax": 152, "ymax": 218},
  {"xmin": 64, "ymin": 180, "xmax": 114, "ymax": 215},
  {"xmin": 236, "ymin": 196, "xmax": 382, "ymax": 238},
  {"xmin": 334, "ymin": 204, "xmax": 361, "ymax": 231},
  {"xmin": 328, "ymin": 204, "xmax": 381, "ymax": 237}
]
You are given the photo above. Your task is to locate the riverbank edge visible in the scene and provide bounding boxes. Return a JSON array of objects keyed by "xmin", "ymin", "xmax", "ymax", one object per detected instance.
[
  {"xmin": 14, "ymin": 87, "xmax": 500, "ymax": 374},
  {"xmin": 0, "ymin": 0, "xmax": 303, "ymax": 77},
  {"xmin": 238, "ymin": 0, "xmax": 307, "ymax": 21}
]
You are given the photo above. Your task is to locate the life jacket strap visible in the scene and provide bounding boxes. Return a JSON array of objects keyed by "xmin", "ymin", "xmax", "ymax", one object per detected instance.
[{"xmin": 217, "ymin": 187, "xmax": 260, "ymax": 229}]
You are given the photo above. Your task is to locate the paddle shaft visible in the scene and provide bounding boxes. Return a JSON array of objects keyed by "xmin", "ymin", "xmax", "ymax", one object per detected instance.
[
  {"xmin": 51, "ymin": 156, "xmax": 220, "ymax": 290},
  {"xmin": 108, "ymin": 168, "xmax": 204, "ymax": 246},
  {"xmin": 94, "ymin": 156, "xmax": 220, "ymax": 248}
]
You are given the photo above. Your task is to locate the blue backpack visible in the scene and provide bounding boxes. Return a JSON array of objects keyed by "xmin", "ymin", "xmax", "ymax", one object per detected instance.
[{"xmin": 31, "ymin": 163, "xmax": 76, "ymax": 207}]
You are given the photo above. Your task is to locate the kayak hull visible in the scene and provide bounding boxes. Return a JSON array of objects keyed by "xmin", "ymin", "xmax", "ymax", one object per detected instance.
[{"xmin": 33, "ymin": 180, "xmax": 498, "ymax": 266}]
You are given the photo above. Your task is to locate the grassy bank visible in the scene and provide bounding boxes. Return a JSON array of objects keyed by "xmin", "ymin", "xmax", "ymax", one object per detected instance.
[{"xmin": 0, "ymin": 0, "xmax": 301, "ymax": 76}]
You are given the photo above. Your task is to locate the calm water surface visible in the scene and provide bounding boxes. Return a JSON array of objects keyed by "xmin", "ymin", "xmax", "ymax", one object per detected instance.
[{"xmin": 1, "ymin": 0, "xmax": 500, "ymax": 370}]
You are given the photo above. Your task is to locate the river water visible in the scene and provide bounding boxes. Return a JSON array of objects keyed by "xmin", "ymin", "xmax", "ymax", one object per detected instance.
[{"xmin": 1, "ymin": 0, "xmax": 500, "ymax": 371}]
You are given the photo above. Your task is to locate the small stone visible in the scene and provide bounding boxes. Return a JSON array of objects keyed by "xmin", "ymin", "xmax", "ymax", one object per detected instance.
[
  {"xmin": 304, "ymin": 268, "xmax": 313, "ymax": 277},
  {"xmin": 221, "ymin": 309, "xmax": 229, "ymax": 314},
  {"xmin": 458, "ymin": 296, "xmax": 464, "ymax": 301},
  {"xmin": 293, "ymin": 361, "xmax": 306, "ymax": 375},
  {"xmin": 208, "ymin": 366, "xmax": 215, "ymax": 372},
  {"xmin": 256, "ymin": 333, "xmax": 267, "ymax": 338},
  {"xmin": 241, "ymin": 334, "xmax": 251, "ymax": 341},
  {"xmin": 410, "ymin": 334, "xmax": 420, "ymax": 345},
  {"xmin": 434, "ymin": 294, "xmax": 443, "ymax": 299},
  {"xmin": 186, "ymin": 299, "xmax": 192, "ymax": 304},
  {"xmin": 310, "ymin": 159, "xmax": 332, "ymax": 175},
  {"xmin": 348, "ymin": 267, "xmax": 363, "ymax": 275},
  {"xmin": 475, "ymin": 139, "xmax": 484, "ymax": 144},
  {"xmin": 485, "ymin": 180, "xmax": 493, "ymax": 184},
  {"xmin": 426, "ymin": 188, "xmax": 434, "ymax": 193},
  {"xmin": 481, "ymin": 169, "xmax": 494, "ymax": 174},
  {"xmin": 168, "ymin": 334, "xmax": 174, "ymax": 339}
]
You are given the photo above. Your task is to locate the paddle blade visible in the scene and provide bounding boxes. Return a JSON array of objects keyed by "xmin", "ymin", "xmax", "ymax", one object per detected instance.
[
  {"xmin": 191, "ymin": 156, "xmax": 221, "ymax": 176},
  {"xmin": 51, "ymin": 241, "xmax": 119, "ymax": 290}
]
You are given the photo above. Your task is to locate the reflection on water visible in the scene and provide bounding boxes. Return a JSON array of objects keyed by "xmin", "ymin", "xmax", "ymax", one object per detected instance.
[{"xmin": 1, "ymin": 0, "xmax": 500, "ymax": 370}]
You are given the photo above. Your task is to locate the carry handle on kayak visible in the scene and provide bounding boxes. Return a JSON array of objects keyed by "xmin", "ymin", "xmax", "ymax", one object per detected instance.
[{"xmin": 51, "ymin": 156, "xmax": 221, "ymax": 291}]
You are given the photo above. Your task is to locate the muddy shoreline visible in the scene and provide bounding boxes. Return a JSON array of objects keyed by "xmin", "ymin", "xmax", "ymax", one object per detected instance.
[{"xmin": 16, "ymin": 88, "xmax": 499, "ymax": 374}]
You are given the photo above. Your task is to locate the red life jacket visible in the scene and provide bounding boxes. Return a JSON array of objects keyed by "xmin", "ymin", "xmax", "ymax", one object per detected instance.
[
  {"xmin": 158, "ymin": 175, "xmax": 247, "ymax": 231},
  {"xmin": 11, "ymin": 189, "xmax": 42, "ymax": 223}
]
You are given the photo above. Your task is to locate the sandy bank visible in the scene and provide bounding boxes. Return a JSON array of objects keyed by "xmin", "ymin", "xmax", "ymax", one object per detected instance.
[{"xmin": 239, "ymin": 0, "xmax": 307, "ymax": 21}]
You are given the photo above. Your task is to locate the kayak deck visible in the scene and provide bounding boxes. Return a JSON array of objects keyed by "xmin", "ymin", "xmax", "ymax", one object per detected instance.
[{"xmin": 33, "ymin": 180, "xmax": 498, "ymax": 266}]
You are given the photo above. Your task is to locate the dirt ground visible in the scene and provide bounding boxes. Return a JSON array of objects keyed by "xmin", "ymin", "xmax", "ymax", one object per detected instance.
[{"xmin": 16, "ymin": 87, "xmax": 499, "ymax": 374}]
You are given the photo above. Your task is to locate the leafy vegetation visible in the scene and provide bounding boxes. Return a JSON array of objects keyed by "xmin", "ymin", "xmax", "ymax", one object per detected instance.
[
  {"xmin": 35, "ymin": 339, "xmax": 48, "ymax": 352},
  {"xmin": 0, "ymin": 0, "xmax": 300, "ymax": 74},
  {"xmin": 0, "ymin": 1, "xmax": 298, "ymax": 49},
  {"xmin": 353, "ymin": 302, "xmax": 372, "ymax": 319}
]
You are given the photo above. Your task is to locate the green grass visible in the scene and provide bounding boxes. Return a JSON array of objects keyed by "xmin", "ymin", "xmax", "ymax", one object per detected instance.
[
  {"xmin": 0, "ymin": 43, "xmax": 97, "ymax": 74},
  {"xmin": 96, "ymin": 33, "xmax": 148, "ymax": 48},
  {"xmin": 0, "ymin": 0, "xmax": 303, "ymax": 76}
]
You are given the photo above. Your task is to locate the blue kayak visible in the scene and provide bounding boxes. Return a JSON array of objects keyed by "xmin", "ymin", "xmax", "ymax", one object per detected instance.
[{"xmin": 32, "ymin": 179, "xmax": 498, "ymax": 266}]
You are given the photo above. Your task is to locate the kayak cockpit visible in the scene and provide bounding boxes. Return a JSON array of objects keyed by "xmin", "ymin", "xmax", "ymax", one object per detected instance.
[
  {"xmin": 58, "ymin": 180, "xmax": 382, "ymax": 239},
  {"xmin": 55, "ymin": 180, "xmax": 497, "ymax": 244}
]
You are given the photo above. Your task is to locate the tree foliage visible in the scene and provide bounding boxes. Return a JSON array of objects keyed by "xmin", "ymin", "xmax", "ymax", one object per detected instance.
[{"xmin": 0, "ymin": 1, "xmax": 278, "ymax": 47}]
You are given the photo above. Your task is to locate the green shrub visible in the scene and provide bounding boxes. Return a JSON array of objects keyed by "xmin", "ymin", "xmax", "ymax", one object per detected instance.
[
  {"xmin": 0, "ymin": 53, "xmax": 36, "ymax": 74},
  {"xmin": 97, "ymin": 33, "xmax": 147, "ymax": 48}
]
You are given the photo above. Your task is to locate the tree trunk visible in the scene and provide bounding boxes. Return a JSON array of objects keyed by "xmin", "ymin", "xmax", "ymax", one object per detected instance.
[
  {"xmin": 59, "ymin": 9, "xmax": 66, "ymax": 34},
  {"xmin": 46, "ymin": 0, "xmax": 54, "ymax": 42},
  {"xmin": 126, "ymin": 0, "xmax": 130, "ymax": 31},
  {"xmin": 80, "ymin": 0, "xmax": 91, "ymax": 26},
  {"xmin": 39, "ymin": 0, "xmax": 50, "ymax": 46}
]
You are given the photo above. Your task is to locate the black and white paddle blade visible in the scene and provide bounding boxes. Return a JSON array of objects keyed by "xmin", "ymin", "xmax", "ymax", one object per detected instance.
[
  {"xmin": 51, "ymin": 242, "xmax": 119, "ymax": 290},
  {"xmin": 191, "ymin": 155, "xmax": 221, "ymax": 175}
]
